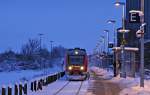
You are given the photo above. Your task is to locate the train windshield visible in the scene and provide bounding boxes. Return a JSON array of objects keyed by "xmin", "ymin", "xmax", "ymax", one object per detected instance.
[{"xmin": 69, "ymin": 55, "xmax": 84, "ymax": 65}]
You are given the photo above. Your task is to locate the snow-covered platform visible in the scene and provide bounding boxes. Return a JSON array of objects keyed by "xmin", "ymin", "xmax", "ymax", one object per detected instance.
[{"xmin": 28, "ymin": 77, "xmax": 89, "ymax": 95}]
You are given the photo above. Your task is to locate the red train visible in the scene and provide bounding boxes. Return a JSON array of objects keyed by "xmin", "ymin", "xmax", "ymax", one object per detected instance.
[{"xmin": 65, "ymin": 48, "xmax": 88, "ymax": 80}]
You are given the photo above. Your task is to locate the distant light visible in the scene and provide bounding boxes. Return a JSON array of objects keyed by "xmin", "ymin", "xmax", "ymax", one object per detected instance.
[
  {"xmin": 118, "ymin": 29, "xmax": 130, "ymax": 33},
  {"xmin": 75, "ymin": 51, "xmax": 79, "ymax": 55},
  {"xmin": 107, "ymin": 21, "xmax": 112, "ymax": 24},
  {"xmin": 104, "ymin": 30, "xmax": 109, "ymax": 33},
  {"xmin": 68, "ymin": 66, "xmax": 72, "ymax": 70},
  {"xmin": 115, "ymin": 2, "xmax": 120, "ymax": 6},
  {"xmin": 107, "ymin": 20, "xmax": 116, "ymax": 24},
  {"xmin": 80, "ymin": 66, "xmax": 84, "ymax": 70},
  {"xmin": 114, "ymin": 2, "xmax": 125, "ymax": 7}
]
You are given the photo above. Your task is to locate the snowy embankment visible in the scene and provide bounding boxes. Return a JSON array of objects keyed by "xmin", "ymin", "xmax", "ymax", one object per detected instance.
[
  {"xmin": 90, "ymin": 66, "xmax": 150, "ymax": 95},
  {"xmin": 0, "ymin": 58, "xmax": 64, "ymax": 86},
  {"xmin": 0, "ymin": 66, "xmax": 63, "ymax": 87},
  {"xmin": 0, "ymin": 66, "xmax": 64, "ymax": 95}
]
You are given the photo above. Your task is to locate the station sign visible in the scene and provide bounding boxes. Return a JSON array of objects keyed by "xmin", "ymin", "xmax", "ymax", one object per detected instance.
[{"xmin": 129, "ymin": 11, "xmax": 140, "ymax": 23}]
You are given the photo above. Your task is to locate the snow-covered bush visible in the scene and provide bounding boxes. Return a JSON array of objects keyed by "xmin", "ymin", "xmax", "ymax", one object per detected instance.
[{"xmin": 0, "ymin": 38, "xmax": 66, "ymax": 72}]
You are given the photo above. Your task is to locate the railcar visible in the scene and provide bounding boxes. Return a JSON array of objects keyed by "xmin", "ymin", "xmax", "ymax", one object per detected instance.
[{"xmin": 65, "ymin": 48, "xmax": 88, "ymax": 80}]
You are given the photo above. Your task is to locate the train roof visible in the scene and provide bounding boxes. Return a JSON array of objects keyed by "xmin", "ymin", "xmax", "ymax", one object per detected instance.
[{"xmin": 66, "ymin": 48, "xmax": 87, "ymax": 55}]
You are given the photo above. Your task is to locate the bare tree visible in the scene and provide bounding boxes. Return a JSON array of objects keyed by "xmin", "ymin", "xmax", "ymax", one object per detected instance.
[
  {"xmin": 51, "ymin": 45, "xmax": 66, "ymax": 58},
  {"xmin": 21, "ymin": 38, "xmax": 40, "ymax": 58}
]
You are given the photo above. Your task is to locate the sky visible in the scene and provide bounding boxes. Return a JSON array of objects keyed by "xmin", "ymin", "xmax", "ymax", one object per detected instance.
[{"xmin": 0, "ymin": 0, "xmax": 125, "ymax": 54}]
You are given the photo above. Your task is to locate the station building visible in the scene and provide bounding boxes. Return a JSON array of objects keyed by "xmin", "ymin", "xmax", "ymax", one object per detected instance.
[{"xmin": 120, "ymin": 0, "xmax": 150, "ymax": 69}]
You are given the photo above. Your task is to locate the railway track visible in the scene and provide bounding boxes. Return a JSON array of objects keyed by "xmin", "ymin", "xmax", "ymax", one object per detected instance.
[
  {"xmin": 53, "ymin": 81, "xmax": 84, "ymax": 95},
  {"xmin": 53, "ymin": 81, "xmax": 70, "ymax": 95},
  {"xmin": 76, "ymin": 81, "xmax": 83, "ymax": 95}
]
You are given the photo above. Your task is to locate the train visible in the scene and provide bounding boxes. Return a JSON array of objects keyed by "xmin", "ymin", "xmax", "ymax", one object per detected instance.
[{"xmin": 65, "ymin": 48, "xmax": 88, "ymax": 80}]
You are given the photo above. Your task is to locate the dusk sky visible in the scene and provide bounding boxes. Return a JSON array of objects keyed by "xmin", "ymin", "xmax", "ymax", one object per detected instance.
[{"xmin": 0, "ymin": 0, "xmax": 125, "ymax": 53}]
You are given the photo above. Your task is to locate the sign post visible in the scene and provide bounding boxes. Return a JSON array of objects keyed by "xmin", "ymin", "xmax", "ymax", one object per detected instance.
[
  {"xmin": 140, "ymin": 0, "xmax": 145, "ymax": 87},
  {"xmin": 129, "ymin": 0, "xmax": 145, "ymax": 87}
]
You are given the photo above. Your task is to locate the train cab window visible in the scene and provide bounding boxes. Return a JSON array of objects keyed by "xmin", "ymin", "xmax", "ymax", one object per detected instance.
[{"xmin": 68, "ymin": 55, "xmax": 84, "ymax": 65}]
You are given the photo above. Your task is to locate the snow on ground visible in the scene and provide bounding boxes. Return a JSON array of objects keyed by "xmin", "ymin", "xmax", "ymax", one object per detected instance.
[
  {"xmin": 1, "ymin": 64, "xmax": 150, "ymax": 95},
  {"xmin": 0, "ymin": 66, "xmax": 62, "ymax": 87},
  {"xmin": 0, "ymin": 58, "xmax": 64, "ymax": 87},
  {"xmin": 28, "ymin": 77, "xmax": 89, "ymax": 95},
  {"xmin": 0, "ymin": 65, "xmax": 64, "ymax": 95},
  {"xmin": 90, "ymin": 66, "xmax": 113, "ymax": 79},
  {"xmin": 90, "ymin": 66, "xmax": 150, "ymax": 95}
]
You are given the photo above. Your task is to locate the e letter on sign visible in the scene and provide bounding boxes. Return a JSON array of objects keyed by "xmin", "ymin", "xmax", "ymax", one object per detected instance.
[{"xmin": 129, "ymin": 12, "xmax": 140, "ymax": 23}]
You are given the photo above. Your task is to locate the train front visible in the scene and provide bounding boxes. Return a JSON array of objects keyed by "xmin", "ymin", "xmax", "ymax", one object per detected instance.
[{"xmin": 65, "ymin": 48, "xmax": 88, "ymax": 80}]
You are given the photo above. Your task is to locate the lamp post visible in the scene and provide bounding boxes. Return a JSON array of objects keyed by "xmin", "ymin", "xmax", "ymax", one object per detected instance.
[
  {"xmin": 38, "ymin": 33, "xmax": 44, "ymax": 50},
  {"xmin": 107, "ymin": 20, "xmax": 116, "ymax": 47},
  {"xmin": 130, "ymin": 0, "xmax": 145, "ymax": 87},
  {"xmin": 107, "ymin": 19, "xmax": 117, "ymax": 76},
  {"xmin": 104, "ymin": 30, "xmax": 109, "ymax": 69},
  {"xmin": 114, "ymin": 2, "xmax": 125, "ymax": 29},
  {"xmin": 96, "ymin": 42, "xmax": 101, "ymax": 68},
  {"xmin": 115, "ymin": 1, "xmax": 130, "ymax": 78},
  {"xmin": 99, "ymin": 37, "xmax": 105, "ymax": 68},
  {"xmin": 99, "ymin": 40, "xmax": 104, "ymax": 68},
  {"xmin": 140, "ymin": 0, "xmax": 145, "ymax": 88},
  {"xmin": 50, "ymin": 40, "xmax": 54, "ymax": 58},
  {"xmin": 99, "ymin": 40, "xmax": 103, "ymax": 53},
  {"xmin": 38, "ymin": 33, "xmax": 44, "ymax": 70},
  {"xmin": 104, "ymin": 30, "xmax": 109, "ymax": 55},
  {"xmin": 139, "ymin": 23, "xmax": 146, "ymax": 87},
  {"xmin": 100, "ymin": 35, "xmax": 105, "ymax": 53}
]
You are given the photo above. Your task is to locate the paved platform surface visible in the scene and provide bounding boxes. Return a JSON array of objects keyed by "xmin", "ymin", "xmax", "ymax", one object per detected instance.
[{"xmin": 86, "ymin": 75, "xmax": 122, "ymax": 95}]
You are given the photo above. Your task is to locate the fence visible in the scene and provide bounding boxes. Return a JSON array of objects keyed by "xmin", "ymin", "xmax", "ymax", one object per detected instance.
[{"xmin": 1, "ymin": 71, "xmax": 65, "ymax": 95}]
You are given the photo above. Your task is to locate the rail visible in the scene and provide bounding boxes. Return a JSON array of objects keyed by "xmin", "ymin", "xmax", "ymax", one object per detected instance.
[{"xmin": 53, "ymin": 81, "xmax": 84, "ymax": 95}]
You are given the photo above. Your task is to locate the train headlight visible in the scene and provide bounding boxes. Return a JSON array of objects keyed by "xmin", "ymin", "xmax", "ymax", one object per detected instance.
[
  {"xmin": 75, "ymin": 51, "xmax": 79, "ymax": 55},
  {"xmin": 80, "ymin": 66, "xmax": 84, "ymax": 70},
  {"xmin": 68, "ymin": 66, "xmax": 72, "ymax": 70}
]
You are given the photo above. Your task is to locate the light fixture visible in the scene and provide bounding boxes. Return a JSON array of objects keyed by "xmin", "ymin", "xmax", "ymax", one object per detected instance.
[
  {"xmin": 104, "ymin": 30, "xmax": 109, "ymax": 33},
  {"xmin": 114, "ymin": 2, "xmax": 125, "ymax": 7},
  {"xmin": 68, "ymin": 66, "xmax": 72, "ymax": 70},
  {"xmin": 75, "ymin": 51, "xmax": 79, "ymax": 55},
  {"xmin": 118, "ymin": 29, "xmax": 130, "ymax": 33},
  {"xmin": 107, "ymin": 20, "xmax": 116, "ymax": 24},
  {"xmin": 80, "ymin": 66, "xmax": 84, "ymax": 70}
]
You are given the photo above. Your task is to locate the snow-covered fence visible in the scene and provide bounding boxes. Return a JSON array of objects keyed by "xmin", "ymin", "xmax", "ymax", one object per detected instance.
[
  {"xmin": 1, "ymin": 71, "xmax": 65, "ymax": 95},
  {"xmin": 1, "ymin": 86, "xmax": 6, "ymax": 95}
]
